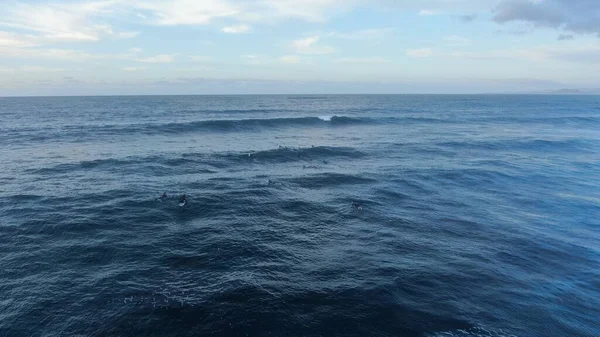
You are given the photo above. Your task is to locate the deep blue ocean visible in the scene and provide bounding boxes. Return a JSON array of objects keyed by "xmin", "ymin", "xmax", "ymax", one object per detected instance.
[{"xmin": 0, "ymin": 95, "xmax": 599, "ymax": 337}]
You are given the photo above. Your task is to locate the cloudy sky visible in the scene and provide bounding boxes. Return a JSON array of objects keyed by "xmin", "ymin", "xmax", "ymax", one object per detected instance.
[{"xmin": 1, "ymin": 0, "xmax": 599, "ymax": 95}]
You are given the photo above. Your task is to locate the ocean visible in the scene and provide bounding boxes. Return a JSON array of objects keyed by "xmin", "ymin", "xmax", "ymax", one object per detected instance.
[{"xmin": 0, "ymin": 95, "xmax": 598, "ymax": 337}]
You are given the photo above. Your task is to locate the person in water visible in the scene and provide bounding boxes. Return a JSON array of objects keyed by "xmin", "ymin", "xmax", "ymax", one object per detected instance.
[
  {"xmin": 351, "ymin": 201, "xmax": 363, "ymax": 210},
  {"xmin": 161, "ymin": 192, "xmax": 168, "ymax": 199},
  {"xmin": 178, "ymin": 194, "xmax": 186, "ymax": 204}
]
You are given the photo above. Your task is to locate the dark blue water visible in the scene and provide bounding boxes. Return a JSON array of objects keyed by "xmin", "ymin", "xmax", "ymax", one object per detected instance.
[{"xmin": 1, "ymin": 95, "xmax": 599, "ymax": 337}]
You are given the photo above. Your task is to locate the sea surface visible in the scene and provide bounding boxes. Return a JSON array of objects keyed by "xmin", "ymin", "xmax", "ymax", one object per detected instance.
[{"xmin": 0, "ymin": 95, "xmax": 599, "ymax": 337}]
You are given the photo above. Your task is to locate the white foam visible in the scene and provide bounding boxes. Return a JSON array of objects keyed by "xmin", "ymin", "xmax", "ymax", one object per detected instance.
[{"xmin": 318, "ymin": 115, "xmax": 333, "ymax": 121}]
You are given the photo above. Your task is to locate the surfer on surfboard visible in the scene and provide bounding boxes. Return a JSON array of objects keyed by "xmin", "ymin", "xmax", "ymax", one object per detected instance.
[{"xmin": 178, "ymin": 194, "xmax": 187, "ymax": 206}]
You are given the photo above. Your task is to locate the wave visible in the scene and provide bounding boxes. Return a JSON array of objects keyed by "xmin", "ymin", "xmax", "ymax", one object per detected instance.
[
  {"xmin": 223, "ymin": 146, "xmax": 366, "ymax": 163},
  {"xmin": 89, "ymin": 116, "xmax": 371, "ymax": 135},
  {"xmin": 178, "ymin": 108, "xmax": 300, "ymax": 114},
  {"xmin": 26, "ymin": 146, "xmax": 367, "ymax": 176},
  {"xmin": 438, "ymin": 138, "xmax": 596, "ymax": 153},
  {"xmin": 185, "ymin": 145, "xmax": 366, "ymax": 169},
  {"xmin": 2, "ymin": 115, "xmax": 461, "ymax": 144},
  {"xmin": 478, "ymin": 116, "xmax": 600, "ymax": 126},
  {"xmin": 3, "ymin": 116, "xmax": 373, "ymax": 143},
  {"xmin": 7, "ymin": 113, "xmax": 599, "ymax": 145},
  {"xmin": 285, "ymin": 173, "xmax": 376, "ymax": 189}
]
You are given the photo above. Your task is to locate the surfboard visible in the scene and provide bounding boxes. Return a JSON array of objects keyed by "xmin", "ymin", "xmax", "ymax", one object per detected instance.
[{"xmin": 179, "ymin": 201, "xmax": 186, "ymax": 207}]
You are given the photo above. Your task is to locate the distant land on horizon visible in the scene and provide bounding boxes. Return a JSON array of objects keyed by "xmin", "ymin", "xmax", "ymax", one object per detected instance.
[
  {"xmin": 549, "ymin": 88, "xmax": 600, "ymax": 94},
  {"xmin": 491, "ymin": 88, "xmax": 600, "ymax": 95}
]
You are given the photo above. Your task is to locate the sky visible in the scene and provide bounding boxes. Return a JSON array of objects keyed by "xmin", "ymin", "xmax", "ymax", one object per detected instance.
[{"xmin": 0, "ymin": 0, "xmax": 599, "ymax": 95}]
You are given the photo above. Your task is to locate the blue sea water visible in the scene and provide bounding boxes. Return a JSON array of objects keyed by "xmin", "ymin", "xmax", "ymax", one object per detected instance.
[{"xmin": 0, "ymin": 95, "xmax": 599, "ymax": 337}]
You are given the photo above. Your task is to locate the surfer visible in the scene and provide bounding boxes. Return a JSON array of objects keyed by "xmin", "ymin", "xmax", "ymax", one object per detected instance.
[
  {"xmin": 161, "ymin": 192, "xmax": 168, "ymax": 199},
  {"xmin": 351, "ymin": 201, "xmax": 363, "ymax": 210},
  {"xmin": 178, "ymin": 194, "xmax": 187, "ymax": 204}
]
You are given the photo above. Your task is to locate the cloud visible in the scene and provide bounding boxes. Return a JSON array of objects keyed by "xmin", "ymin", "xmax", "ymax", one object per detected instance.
[
  {"xmin": 222, "ymin": 24, "xmax": 251, "ymax": 33},
  {"xmin": 0, "ymin": 65, "xmax": 65, "ymax": 73},
  {"xmin": 116, "ymin": 31, "xmax": 141, "ymax": 39},
  {"xmin": 241, "ymin": 54, "xmax": 263, "ymax": 65},
  {"xmin": 291, "ymin": 36, "xmax": 335, "ymax": 55},
  {"xmin": 129, "ymin": 0, "xmax": 354, "ymax": 26},
  {"xmin": 419, "ymin": 9, "xmax": 439, "ymax": 16},
  {"xmin": 128, "ymin": 0, "xmax": 499, "ymax": 26},
  {"xmin": 458, "ymin": 14, "xmax": 477, "ymax": 22},
  {"xmin": 136, "ymin": 54, "xmax": 175, "ymax": 63},
  {"xmin": 7, "ymin": 0, "xmax": 594, "ymax": 55},
  {"xmin": 0, "ymin": 0, "xmax": 353, "ymax": 35},
  {"xmin": 493, "ymin": 0, "xmax": 600, "ymax": 35},
  {"xmin": 557, "ymin": 34, "xmax": 575, "ymax": 41},
  {"xmin": 406, "ymin": 48, "xmax": 433, "ymax": 58},
  {"xmin": 380, "ymin": 1, "xmax": 499, "ymax": 12},
  {"xmin": 280, "ymin": 55, "xmax": 300, "ymax": 64},
  {"xmin": 292, "ymin": 36, "xmax": 318, "ymax": 49},
  {"xmin": 0, "ymin": 31, "xmax": 40, "ymax": 47},
  {"xmin": 134, "ymin": 0, "xmax": 239, "ymax": 25},
  {"xmin": 449, "ymin": 49, "xmax": 547, "ymax": 61},
  {"xmin": 253, "ymin": 0, "xmax": 356, "ymax": 22},
  {"xmin": 0, "ymin": 1, "xmax": 137, "ymax": 43},
  {"xmin": 0, "ymin": 46, "xmax": 96, "ymax": 61},
  {"xmin": 0, "ymin": 43, "xmax": 176, "ymax": 65},
  {"xmin": 495, "ymin": 27, "xmax": 533, "ymax": 35}
]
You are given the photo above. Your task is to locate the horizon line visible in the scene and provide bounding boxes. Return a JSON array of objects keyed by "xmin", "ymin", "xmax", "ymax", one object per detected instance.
[{"xmin": 2, "ymin": 93, "xmax": 599, "ymax": 98}]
